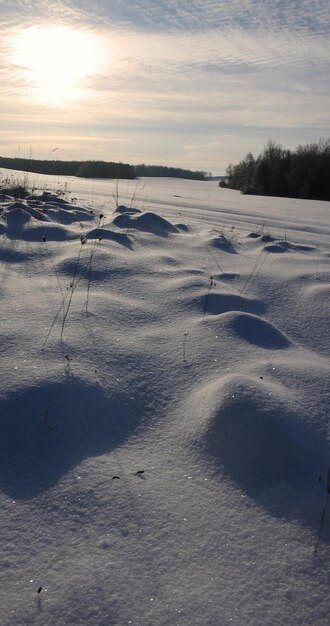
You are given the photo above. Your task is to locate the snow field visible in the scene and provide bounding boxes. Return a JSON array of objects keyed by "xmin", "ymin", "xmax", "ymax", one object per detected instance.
[{"xmin": 0, "ymin": 170, "xmax": 329, "ymax": 625}]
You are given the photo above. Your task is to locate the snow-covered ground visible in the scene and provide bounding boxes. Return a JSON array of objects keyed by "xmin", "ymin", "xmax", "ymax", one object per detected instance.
[{"xmin": 0, "ymin": 168, "xmax": 329, "ymax": 625}]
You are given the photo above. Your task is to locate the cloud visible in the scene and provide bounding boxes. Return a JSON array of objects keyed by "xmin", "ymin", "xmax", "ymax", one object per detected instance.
[
  {"xmin": 65, "ymin": 0, "xmax": 330, "ymax": 37},
  {"xmin": 1, "ymin": 1, "xmax": 329, "ymax": 172},
  {"xmin": 3, "ymin": 1, "xmax": 330, "ymax": 34},
  {"xmin": 106, "ymin": 25, "xmax": 330, "ymax": 70}
]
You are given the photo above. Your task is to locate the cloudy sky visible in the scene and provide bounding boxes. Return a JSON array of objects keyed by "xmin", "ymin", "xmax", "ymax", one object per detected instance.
[{"xmin": 1, "ymin": 1, "xmax": 329, "ymax": 174}]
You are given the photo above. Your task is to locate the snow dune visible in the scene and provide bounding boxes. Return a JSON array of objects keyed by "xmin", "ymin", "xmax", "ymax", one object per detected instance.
[{"xmin": 0, "ymin": 170, "xmax": 329, "ymax": 625}]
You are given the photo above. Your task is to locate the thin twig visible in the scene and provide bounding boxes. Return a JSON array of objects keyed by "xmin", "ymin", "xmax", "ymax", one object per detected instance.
[
  {"xmin": 182, "ymin": 332, "xmax": 188, "ymax": 362},
  {"xmin": 42, "ymin": 236, "xmax": 65, "ymax": 318},
  {"xmin": 203, "ymin": 276, "xmax": 214, "ymax": 321},
  {"xmin": 240, "ymin": 246, "xmax": 268, "ymax": 297},
  {"xmin": 83, "ymin": 237, "xmax": 102, "ymax": 315},
  {"xmin": 206, "ymin": 245, "xmax": 224, "ymax": 274},
  {"xmin": 82, "ymin": 214, "xmax": 104, "ymax": 315},
  {"xmin": 60, "ymin": 237, "xmax": 86, "ymax": 341},
  {"xmin": 314, "ymin": 465, "xmax": 330, "ymax": 554}
]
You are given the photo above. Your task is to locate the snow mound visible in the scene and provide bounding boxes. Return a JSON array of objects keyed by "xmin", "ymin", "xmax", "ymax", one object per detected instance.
[
  {"xmin": 29, "ymin": 191, "xmax": 70, "ymax": 205},
  {"xmin": 0, "ymin": 193, "xmax": 94, "ymax": 241},
  {"xmin": 86, "ymin": 226, "xmax": 132, "ymax": 248},
  {"xmin": 208, "ymin": 232, "xmax": 237, "ymax": 253},
  {"xmin": 175, "ymin": 223, "xmax": 190, "ymax": 232},
  {"xmin": 4, "ymin": 204, "xmax": 33, "ymax": 226},
  {"xmin": 302, "ymin": 282, "xmax": 330, "ymax": 299},
  {"xmin": 115, "ymin": 204, "xmax": 142, "ymax": 215},
  {"xmin": 218, "ymin": 272, "xmax": 239, "ymax": 280},
  {"xmin": 219, "ymin": 311, "xmax": 292, "ymax": 349},
  {"xmin": 38, "ymin": 204, "xmax": 94, "ymax": 225},
  {"xmin": 112, "ymin": 209, "xmax": 180, "ymax": 236},
  {"xmin": 1, "ymin": 194, "xmax": 94, "ymax": 241},
  {"xmin": 202, "ymin": 292, "xmax": 265, "ymax": 316},
  {"xmin": 264, "ymin": 243, "xmax": 289, "ymax": 253},
  {"xmin": 3, "ymin": 206, "xmax": 75, "ymax": 241},
  {"xmin": 23, "ymin": 223, "xmax": 76, "ymax": 242},
  {"xmin": 0, "ymin": 378, "xmax": 144, "ymax": 499},
  {"xmin": 0, "ymin": 186, "xmax": 29, "ymax": 200},
  {"xmin": 260, "ymin": 233, "xmax": 275, "ymax": 242},
  {"xmin": 246, "ymin": 233, "xmax": 315, "ymax": 254},
  {"xmin": 264, "ymin": 240, "xmax": 315, "ymax": 253},
  {"xmin": 247, "ymin": 231, "xmax": 261, "ymax": 239},
  {"xmin": 298, "ymin": 283, "xmax": 330, "ymax": 354},
  {"xmin": 188, "ymin": 374, "xmax": 326, "ymax": 513}
]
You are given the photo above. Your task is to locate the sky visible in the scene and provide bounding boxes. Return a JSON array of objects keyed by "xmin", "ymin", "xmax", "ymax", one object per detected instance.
[{"xmin": 1, "ymin": 0, "xmax": 330, "ymax": 174}]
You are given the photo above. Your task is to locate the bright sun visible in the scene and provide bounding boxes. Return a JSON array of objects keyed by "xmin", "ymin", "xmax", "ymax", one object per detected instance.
[{"xmin": 12, "ymin": 26, "xmax": 103, "ymax": 105}]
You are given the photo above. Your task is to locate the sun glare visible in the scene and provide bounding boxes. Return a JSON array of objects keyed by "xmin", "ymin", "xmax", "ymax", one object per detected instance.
[{"xmin": 12, "ymin": 26, "xmax": 104, "ymax": 105}]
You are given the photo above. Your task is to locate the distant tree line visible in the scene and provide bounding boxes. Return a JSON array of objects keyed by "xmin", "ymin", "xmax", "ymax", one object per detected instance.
[
  {"xmin": 0, "ymin": 156, "xmax": 207, "ymax": 181},
  {"xmin": 220, "ymin": 139, "xmax": 330, "ymax": 201},
  {"xmin": 0, "ymin": 156, "xmax": 135, "ymax": 179},
  {"xmin": 134, "ymin": 164, "xmax": 207, "ymax": 180},
  {"xmin": 76, "ymin": 161, "xmax": 135, "ymax": 179}
]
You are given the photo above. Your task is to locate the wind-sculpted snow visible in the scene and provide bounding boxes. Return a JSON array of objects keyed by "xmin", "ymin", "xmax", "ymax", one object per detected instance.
[
  {"xmin": 0, "ymin": 376, "xmax": 150, "ymax": 500},
  {"xmin": 0, "ymin": 192, "xmax": 95, "ymax": 242},
  {"xmin": 202, "ymin": 291, "xmax": 265, "ymax": 316},
  {"xmin": 112, "ymin": 206, "xmax": 181, "ymax": 236},
  {"xmin": 184, "ymin": 374, "xmax": 328, "ymax": 519},
  {"xmin": 0, "ymin": 176, "xmax": 329, "ymax": 626},
  {"xmin": 208, "ymin": 231, "xmax": 238, "ymax": 253},
  {"xmin": 86, "ymin": 226, "xmax": 133, "ymax": 248},
  {"xmin": 218, "ymin": 311, "xmax": 292, "ymax": 349},
  {"xmin": 264, "ymin": 241, "xmax": 315, "ymax": 254},
  {"xmin": 115, "ymin": 204, "xmax": 142, "ymax": 215}
]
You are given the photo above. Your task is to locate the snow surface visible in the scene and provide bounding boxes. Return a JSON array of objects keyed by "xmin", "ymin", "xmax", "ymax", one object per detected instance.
[{"xmin": 0, "ymin": 168, "xmax": 329, "ymax": 625}]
